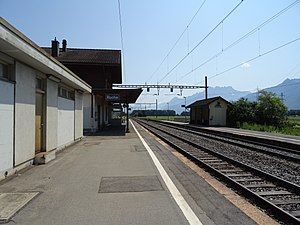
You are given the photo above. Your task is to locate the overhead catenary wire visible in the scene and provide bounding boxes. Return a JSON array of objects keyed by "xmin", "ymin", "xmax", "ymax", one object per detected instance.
[
  {"xmin": 146, "ymin": 0, "xmax": 207, "ymax": 83},
  {"xmin": 175, "ymin": 0, "xmax": 300, "ymax": 83},
  {"xmin": 117, "ymin": 0, "xmax": 126, "ymax": 83},
  {"xmin": 195, "ymin": 37, "xmax": 300, "ymax": 84},
  {"xmin": 158, "ymin": 0, "xmax": 245, "ymax": 84}
]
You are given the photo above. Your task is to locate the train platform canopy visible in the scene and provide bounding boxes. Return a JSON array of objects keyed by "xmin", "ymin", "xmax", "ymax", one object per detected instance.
[{"xmin": 93, "ymin": 88, "xmax": 143, "ymax": 104}]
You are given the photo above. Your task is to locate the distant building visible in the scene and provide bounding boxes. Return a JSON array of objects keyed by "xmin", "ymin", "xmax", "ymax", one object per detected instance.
[
  {"xmin": 42, "ymin": 39, "xmax": 142, "ymax": 132},
  {"xmin": 0, "ymin": 18, "xmax": 91, "ymax": 180},
  {"xmin": 186, "ymin": 96, "xmax": 231, "ymax": 126}
]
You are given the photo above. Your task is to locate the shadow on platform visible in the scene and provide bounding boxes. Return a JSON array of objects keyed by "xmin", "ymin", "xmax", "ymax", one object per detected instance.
[{"xmin": 84, "ymin": 125, "xmax": 126, "ymax": 137}]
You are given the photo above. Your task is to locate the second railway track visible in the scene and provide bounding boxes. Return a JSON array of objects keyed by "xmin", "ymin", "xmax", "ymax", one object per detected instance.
[
  {"xmin": 134, "ymin": 118, "xmax": 300, "ymax": 224},
  {"xmin": 156, "ymin": 120, "xmax": 300, "ymax": 162}
]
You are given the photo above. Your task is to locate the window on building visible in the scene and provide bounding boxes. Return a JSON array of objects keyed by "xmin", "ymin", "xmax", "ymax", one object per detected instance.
[
  {"xmin": 215, "ymin": 102, "xmax": 222, "ymax": 108},
  {"xmin": 36, "ymin": 78, "xmax": 45, "ymax": 91},
  {"xmin": 58, "ymin": 86, "xmax": 75, "ymax": 100},
  {"xmin": 0, "ymin": 63, "xmax": 9, "ymax": 79},
  {"xmin": 68, "ymin": 91, "xmax": 75, "ymax": 100},
  {"xmin": 62, "ymin": 88, "xmax": 68, "ymax": 98}
]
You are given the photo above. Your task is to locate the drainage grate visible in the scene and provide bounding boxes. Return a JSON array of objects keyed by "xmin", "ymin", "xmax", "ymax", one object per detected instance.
[
  {"xmin": 99, "ymin": 176, "xmax": 163, "ymax": 193},
  {"xmin": 83, "ymin": 142, "xmax": 101, "ymax": 147},
  {"xmin": 131, "ymin": 145, "xmax": 146, "ymax": 152},
  {"xmin": 0, "ymin": 192, "xmax": 39, "ymax": 222}
]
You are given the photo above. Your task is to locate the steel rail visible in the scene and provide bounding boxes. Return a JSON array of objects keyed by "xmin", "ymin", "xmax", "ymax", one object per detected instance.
[
  {"xmin": 152, "ymin": 120, "xmax": 300, "ymax": 162},
  {"xmin": 134, "ymin": 118, "xmax": 300, "ymax": 224},
  {"xmin": 176, "ymin": 122, "xmax": 300, "ymax": 153},
  {"xmin": 153, "ymin": 119, "xmax": 300, "ymax": 154}
]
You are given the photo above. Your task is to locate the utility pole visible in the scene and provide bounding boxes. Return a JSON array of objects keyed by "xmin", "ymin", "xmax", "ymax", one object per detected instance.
[
  {"xmin": 184, "ymin": 96, "xmax": 187, "ymax": 123},
  {"xmin": 167, "ymin": 102, "xmax": 170, "ymax": 121},
  {"xmin": 126, "ymin": 103, "xmax": 129, "ymax": 133},
  {"xmin": 205, "ymin": 76, "xmax": 208, "ymax": 99},
  {"xmin": 155, "ymin": 98, "xmax": 158, "ymax": 118},
  {"xmin": 280, "ymin": 92, "xmax": 284, "ymax": 102}
]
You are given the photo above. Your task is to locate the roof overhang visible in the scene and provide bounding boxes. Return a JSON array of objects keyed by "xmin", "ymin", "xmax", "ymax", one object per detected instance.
[
  {"xmin": 93, "ymin": 88, "xmax": 142, "ymax": 103},
  {"xmin": 0, "ymin": 17, "xmax": 91, "ymax": 93},
  {"xmin": 187, "ymin": 96, "xmax": 232, "ymax": 108}
]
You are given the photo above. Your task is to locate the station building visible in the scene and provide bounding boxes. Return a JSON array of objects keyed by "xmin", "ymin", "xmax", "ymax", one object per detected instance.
[
  {"xmin": 0, "ymin": 18, "xmax": 91, "ymax": 180},
  {"xmin": 187, "ymin": 96, "xmax": 230, "ymax": 126},
  {"xmin": 42, "ymin": 39, "xmax": 142, "ymax": 132}
]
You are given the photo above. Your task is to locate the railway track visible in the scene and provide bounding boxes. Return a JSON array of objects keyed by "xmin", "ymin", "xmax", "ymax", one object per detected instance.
[
  {"xmin": 134, "ymin": 118, "xmax": 300, "ymax": 224},
  {"xmin": 153, "ymin": 120, "xmax": 300, "ymax": 163}
]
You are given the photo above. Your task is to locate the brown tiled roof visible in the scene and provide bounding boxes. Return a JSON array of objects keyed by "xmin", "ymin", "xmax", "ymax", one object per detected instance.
[
  {"xmin": 42, "ymin": 47, "xmax": 121, "ymax": 64},
  {"xmin": 186, "ymin": 96, "xmax": 230, "ymax": 108}
]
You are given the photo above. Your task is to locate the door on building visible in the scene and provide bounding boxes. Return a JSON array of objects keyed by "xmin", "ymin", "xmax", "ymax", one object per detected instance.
[
  {"xmin": 213, "ymin": 108, "xmax": 226, "ymax": 126},
  {"xmin": 35, "ymin": 92, "xmax": 44, "ymax": 154}
]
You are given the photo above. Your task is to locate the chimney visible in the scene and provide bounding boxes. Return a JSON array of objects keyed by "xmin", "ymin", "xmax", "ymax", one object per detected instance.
[
  {"xmin": 51, "ymin": 37, "xmax": 59, "ymax": 57},
  {"xmin": 62, "ymin": 39, "xmax": 67, "ymax": 52}
]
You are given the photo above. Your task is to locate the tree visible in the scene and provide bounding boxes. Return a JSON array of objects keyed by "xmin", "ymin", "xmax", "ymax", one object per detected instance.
[
  {"xmin": 227, "ymin": 98, "xmax": 256, "ymax": 127},
  {"xmin": 255, "ymin": 90, "xmax": 287, "ymax": 126},
  {"xmin": 180, "ymin": 111, "xmax": 189, "ymax": 116}
]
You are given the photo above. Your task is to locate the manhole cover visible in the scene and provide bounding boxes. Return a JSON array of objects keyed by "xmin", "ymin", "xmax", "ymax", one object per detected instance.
[
  {"xmin": 99, "ymin": 176, "xmax": 163, "ymax": 193},
  {"xmin": 0, "ymin": 192, "xmax": 39, "ymax": 222}
]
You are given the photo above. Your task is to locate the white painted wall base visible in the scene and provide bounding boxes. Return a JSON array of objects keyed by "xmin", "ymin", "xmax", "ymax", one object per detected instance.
[
  {"xmin": 15, "ymin": 62, "xmax": 35, "ymax": 165},
  {"xmin": 0, "ymin": 160, "xmax": 33, "ymax": 182},
  {"xmin": 57, "ymin": 97, "xmax": 75, "ymax": 147}
]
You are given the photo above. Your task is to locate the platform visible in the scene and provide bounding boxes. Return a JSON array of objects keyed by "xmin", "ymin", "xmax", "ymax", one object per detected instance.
[{"xmin": 0, "ymin": 121, "xmax": 277, "ymax": 225}]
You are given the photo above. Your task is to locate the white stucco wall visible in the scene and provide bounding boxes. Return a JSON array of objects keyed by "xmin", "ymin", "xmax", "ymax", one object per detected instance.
[
  {"xmin": 15, "ymin": 62, "xmax": 36, "ymax": 165},
  {"xmin": 209, "ymin": 100, "xmax": 228, "ymax": 126},
  {"xmin": 57, "ymin": 97, "xmax": 75, "ymax": 147},
  {"xmin": 75, "ymin": 91, "xmax": 83, "ymax": 139},
  {"xmin": 0, "ymin": 80, "xmax": 14, "ymax": 172},
  {"xmin": 46, "ymin": 79, "xmax": 58, "ymax": 151},
  {"xmin": 83, "ymin": 93, "xmax": 98, "ymax": 131},
  {"xmin": 83, "ymin": 93, "xmax": 91, "ymax": 130}
]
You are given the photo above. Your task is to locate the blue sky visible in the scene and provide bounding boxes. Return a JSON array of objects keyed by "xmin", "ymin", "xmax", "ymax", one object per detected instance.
[{"xmin": 1, "ymin": 0, "xmax": 300, "ymax": 104}]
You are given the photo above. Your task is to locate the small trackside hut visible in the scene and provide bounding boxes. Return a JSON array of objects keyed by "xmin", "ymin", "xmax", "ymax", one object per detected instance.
[{"xmin": 187, "ymin": 96, "xmax": 231, "ymax": 126}]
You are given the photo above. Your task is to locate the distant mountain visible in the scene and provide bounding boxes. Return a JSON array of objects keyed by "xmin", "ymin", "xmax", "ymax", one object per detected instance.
[
  {"xmin": 159, "ymin": 78, "xmax": 300, "ymax": 114},
  {"xmin": 159, "ymin": 86, "xmax": 251, "ymax": 114},
  {"xmin": 244, "ymin": 78, "xmax": 300, "ymax": 110}
]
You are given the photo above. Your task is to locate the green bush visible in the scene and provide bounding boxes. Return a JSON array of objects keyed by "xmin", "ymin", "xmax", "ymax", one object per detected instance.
[
  {"xmin": 227, "ymin": 98, "xmax": 256, "ymax": 127},
  {"xmin": 255, "ymin": 90, "xmax": 287, "ymax": 126},
  {"xmin": 228, "ymin": 90, "xmax": 288, "ymax": 127}
]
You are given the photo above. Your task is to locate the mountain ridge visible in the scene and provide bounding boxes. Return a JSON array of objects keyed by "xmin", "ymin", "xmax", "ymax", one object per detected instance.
[{"xmin": 159, "ymin": 78, "xmax": 300, "ymax": 113}]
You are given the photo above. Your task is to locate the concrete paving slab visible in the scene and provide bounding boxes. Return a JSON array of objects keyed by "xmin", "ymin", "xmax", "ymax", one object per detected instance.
[
  {"xmin": 0, "ymin": 192, "xmax": 39, "ymax": 222},
  {"xmin": 99, "ymin": 175, "xmax": 164, "ymax": 193}
]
